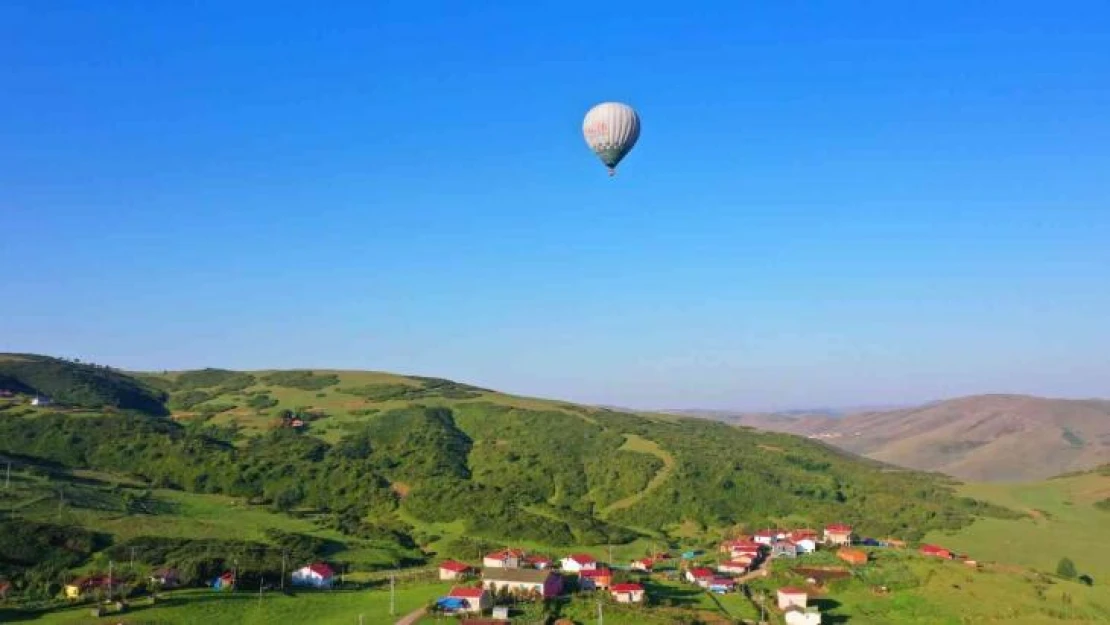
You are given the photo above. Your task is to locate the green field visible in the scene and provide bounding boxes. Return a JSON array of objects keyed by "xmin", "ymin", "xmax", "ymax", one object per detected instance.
[
  {"xmin": 3, "ymin": 582, "xmax": 451, "ymax": 625},
  {"xmin": 924, "ymin": 469, "xmax": 1110, "ymax": 581},
  {"xmin": 747, "ymin": 547, "xmax": 1110, "ymax": 625}
]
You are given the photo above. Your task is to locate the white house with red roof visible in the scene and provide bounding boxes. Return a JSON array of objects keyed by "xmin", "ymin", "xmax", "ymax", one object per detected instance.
[
  {"xmin": 753, "ymin": 530, "xmax": 777, "ymax": 545},
  {"xmin": 484, "ymin": 549, "xmax": 524, "ymax": 569},
  {"xmin": 717, "ymin": 560, "xmax": 749, "ymax": 575},
  {"xmin": 685, "ymin": 567, "xmax": 714, "ymax": 586},
  {"xmin": 630, "ymin": 558, "xmax": 654, "ymax": 572},
  {"xmin": 823, "ymin": 524, "xmax": 853, "ymax": 546},
  {"xmin": 560, "ymin": 553, "xmax": 598, "ymax": 573},
  {"xmin": 610, "ymin": 582, "xmax": 645, "ymax": 604},
  {"xmin": 777, "ymin": 587, "xmax": 808, "ymax": 610},
  {"xmin": 790, "ymin": 530, "xmax": 819, "ymax": 553},
  {"xmin": 438, "ymin": 560, "xmax": 473, "ymax": 580},
  {"xmin": 291, "ymin": 562, "xmax": 335, "ymax": 588},
  {"xmin": 444, "ymin": 586, "xmax": 492, "ymax": 613}
]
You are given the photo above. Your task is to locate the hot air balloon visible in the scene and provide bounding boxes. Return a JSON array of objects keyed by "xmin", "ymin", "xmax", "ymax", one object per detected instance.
[{"xmin": 582, "ymin": 102, "xmax": 640, "ymax": 177}]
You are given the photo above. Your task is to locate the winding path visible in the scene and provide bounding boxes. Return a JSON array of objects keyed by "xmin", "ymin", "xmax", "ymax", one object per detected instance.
[
  {"xmin": 395, "ymin": 607, "xmax": 426, "ymax": 625},
  {"xmin": 600, "ymin": 434, "xmax": 676, "ymax": 517}
]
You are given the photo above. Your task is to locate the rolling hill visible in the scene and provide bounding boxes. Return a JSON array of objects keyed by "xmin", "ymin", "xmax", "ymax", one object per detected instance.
[
  {"xmin": 685, "ymin": 394, "xmax": 1110, "ymax": 482},
  {"xmin": 0, "ymin": 353, "xmax": 1021, "ymax": 607}
]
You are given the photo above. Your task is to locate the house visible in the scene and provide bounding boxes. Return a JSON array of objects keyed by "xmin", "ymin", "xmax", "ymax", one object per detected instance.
[
  {"xmin": 685, "ymin": 567, "xmax": 714, "ymax": 585},
  {"xmin": 525, "ymin": 555, "xmax": 552, "ymax": 570},
  {"xmin": 578, "ymin": 567, "xmax": 612, "ymax": 591},
  {"xmin": 30, "ymin": 396, "xmax": 51, "ymax": 407},
  {"xmin": 211, "ymin": 571, "xmax": 235, "ymax": 591},
  {"xmin": 823, "ymin": 524, "xmax": 853, "ymax": 546},
  {"xmin": 884, "ymin": 538, "xmax": 907, "ymax": 549},
  {"xmin": 630, "ymin": 558, "xmax": 654, "ymax": 572},
  {"xmin": 610, "ymin": 582, "xmax": 645, "ymax": 604},
  {"xmin": 438, "ymin": 586, "xmax": 492, "ymax": 614},
  {"xmin": 791, "ymin": 530, "xmax": 819, "ymax": 553},
  {"xmin": 150, "ymin": 568, "xmax": 180, "ymax": 588},
  {"xmin": 0, "ymin": 390, "xmax": 14, "ymax": 398},
  {"xmin": 717, "ymin": 561, "xmax": 749, "ymax": 575},
  {"xmin": 64, "ymin": 576, "xmax": 117, "ymax": 600},
  {"xmin": 708, "ymin": 578, "xmax": 736, "ymax": 594},
  {"xmin": 772, "ymin": 541, "xmax": 798, "ymax": 558},
  {"xmin": 785, "ymin": 605, "xmax": 823, "ymax": 625},
  {"xmin": 291, "ymin": 562, "xmax": 335, "ymax": 588},
  {"xmin": 560, "ymin": 553, "xmax": 598, "ymax": 573},
  {"xmin": 777, "ymin": 587, "xmax": 808, "ymax": 610},
  {"xmin": 439, "ymin": 560, "xmax": 474, "ymax": 581},
  {"xmin": 920, "ymin": 544, "xmax": 953, "ymax": 559},
  {"xmin": 482, "ymin": 569, "xmax": 562, "ymax": 599},
  {"xmin": 837, "ymin": 549, "xmax": 868, "ymax": 565},
  {"xmin": 753, "ymin": 530, "xmax": 777, "ymax": 545},
  {"xmin": 483, "ymin": 549, "xmax": 524, "ymax": 569}
]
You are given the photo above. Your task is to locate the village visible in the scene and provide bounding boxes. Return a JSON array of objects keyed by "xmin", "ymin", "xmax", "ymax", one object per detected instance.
[
  {"xmin": 42, "ymin": 520, "xmax": 971, "ymax": 624},
  {"xmin": 421, "ymin": 524, "xmax": 968, "ymax": 624}
]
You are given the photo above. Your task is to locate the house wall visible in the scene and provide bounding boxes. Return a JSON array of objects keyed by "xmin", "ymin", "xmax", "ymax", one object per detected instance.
[
  {"xmin": 778, "ymin": 593, "xmax": 807, "ymax": 610},
  {"xmin": 785, "ymin": 610, "xmax": 821, "ymax": 625}
]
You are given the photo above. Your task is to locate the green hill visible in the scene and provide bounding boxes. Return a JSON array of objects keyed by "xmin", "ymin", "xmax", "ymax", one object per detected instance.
[
  {"xmin": 0, "ymin": 353, "xmax": 168, "ymax": 416},
  {"xmin": 0, "ymin": 354, "xmax": 1024, "ymax": 614}
]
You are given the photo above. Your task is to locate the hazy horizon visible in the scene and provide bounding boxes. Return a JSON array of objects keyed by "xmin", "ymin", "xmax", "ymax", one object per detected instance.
[{"xmin": 4, "ymin": 1, "xmax": 1108, "ymax": 410}]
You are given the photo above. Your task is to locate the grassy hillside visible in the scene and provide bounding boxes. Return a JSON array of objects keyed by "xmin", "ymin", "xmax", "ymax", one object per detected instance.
[
  {"xmin": 694, "ymin": 395, "xmax": 1110, "ymax": 482},
  {"xmin": 0, "ymin": 354, "xmax": 168, "ymax": 416},
  {"xmin": 0, "ymin": 354, "xmax": 1024, "ymax": 615},
  {"xmin": 745, "ymin": 545, "xmax": 1110, "ymax": 624},
  {"xmin": 923, "ymin": 464, "xmax": 1110, "ymax": 582}
]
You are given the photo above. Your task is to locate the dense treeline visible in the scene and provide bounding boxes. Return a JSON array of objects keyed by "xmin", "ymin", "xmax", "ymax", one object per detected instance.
[
  {"xmin": 0, "ymin": 520, "xmax": 110, "ymax": 600},
  {"xmin": 0, "ymin": 354, "xmax": 168, "ymax": 415}
]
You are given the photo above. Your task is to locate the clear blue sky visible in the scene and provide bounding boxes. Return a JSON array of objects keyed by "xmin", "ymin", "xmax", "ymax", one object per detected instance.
[{"xmin": 3, "ymin": 1, "xmax": 1108, "ymax": 410}]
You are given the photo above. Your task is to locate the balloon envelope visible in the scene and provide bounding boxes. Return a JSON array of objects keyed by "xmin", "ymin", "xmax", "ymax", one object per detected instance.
[{"xmin": 582, "ymin": 102, "xmax": 640, "ymax": 174}]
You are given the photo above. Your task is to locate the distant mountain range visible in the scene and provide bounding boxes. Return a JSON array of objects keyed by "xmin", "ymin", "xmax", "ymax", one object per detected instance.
[{"xmin": 671, "ymin": 394, "xmax": 1110, "ymax": 482}]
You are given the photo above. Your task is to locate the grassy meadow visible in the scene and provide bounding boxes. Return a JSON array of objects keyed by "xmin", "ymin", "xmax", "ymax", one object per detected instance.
[
  {"xmin": 923, "ymin": 468, "xmax": 1110, "ymax": 582},
  {"xmin": 4, "ymin": 582, "xmax": 451, "ymax": 625}
]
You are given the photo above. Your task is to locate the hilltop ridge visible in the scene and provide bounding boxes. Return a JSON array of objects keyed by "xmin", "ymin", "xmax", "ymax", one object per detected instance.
[{"xmin": 684, "ymin": 393, "xmax": 1110, "ymax": 482}]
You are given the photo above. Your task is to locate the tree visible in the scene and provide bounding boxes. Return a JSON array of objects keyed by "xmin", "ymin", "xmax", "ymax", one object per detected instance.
[{"xmin": 1057, "ymin": 557, "xmax": 1077, "ymax": 579}]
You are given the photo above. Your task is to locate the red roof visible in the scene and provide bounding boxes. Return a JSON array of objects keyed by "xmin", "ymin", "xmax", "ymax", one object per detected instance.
[
  {"xmin": 307, "ymin": 563, "xmax": 334, "ymax": 578},
  {"xmin": 690, "ymin": 567, "xmax": 714, "ymax": 578},
  {"xmin": 566, "ymin": 553, "xmax": 597, "ymax": 565},
  {"xmin": 920, "ymin": 544, "xmax": 951, "ymax": 555},
  {"xmin": 791, "ymin": 530, "xmax": 819, "ymax": 541},
  {"xmin": 440, "ymin": 560, "xmax": 471, "ymax": 573},
  {"xmin": 526, "ymin": 555, "xmax": 551, "ymax": 564},
  {"xmin": 611, "ymin": 583, "xmax": 643, "ymax": 592},
  {"xmin": 486, "ymin": 548, "xmax": 524, "ymax": 560},
  {"xmin": 580, "ymin": 568, "xmax": 612, "ymax": 578},
  {"xmin": 779, "ymin": 586, "xmax": 808, "ymax": 595},
  {"xmin": 825, "ymin": 524, "xmax": 853, "ymax": 533},
  {"xmin": 449, "ymin": 586, "xmax": 487, "ymax": 598},
  {"xmin": 633, "ymin": 558, "xmax": 653, "ymax": 566}
]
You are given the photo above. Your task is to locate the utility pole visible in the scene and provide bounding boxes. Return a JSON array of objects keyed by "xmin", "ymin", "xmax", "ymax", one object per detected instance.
[
  {"xmin": 130, "ymin": 547, "xmax": 136, "ymax": 570},
  {"xmin": 108, "ymin": 560, "xmax": 114, "ymax": 602},
  {"xmin": 597, "ymin": 598, "xmax": 603, "ymax": 625},
  {"xmin": 259, "ymin": 576, "xmax": 264, "ymax": 607},
  {"xmin": 4, "ymin": 460, "xmax": 10, "ymax": 489},
  {"xmin": 57, "ymin": 488, "xmax": 64, "ymax": 520},
  {"xmin": 608, "ymin": 544, "xmax": 613, "ymax": 565},
  {"xmin": 358, "ymin": 615, "xmax": 364, "ymax": 625},
  {"xmin": 389, "ymin": 571, "xmax": 396, "ymax": 616},
  {"xmin": 281, "ymin": 551, "xmax": 286, "ymax": 591}
]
